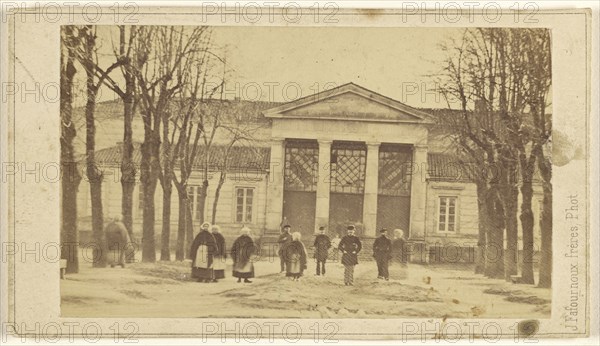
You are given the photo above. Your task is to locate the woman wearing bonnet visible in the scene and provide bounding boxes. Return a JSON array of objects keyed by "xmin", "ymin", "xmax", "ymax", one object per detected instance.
[{"xmin": 231, "ymin": 226, "xmax": 256, "ymax": 283}]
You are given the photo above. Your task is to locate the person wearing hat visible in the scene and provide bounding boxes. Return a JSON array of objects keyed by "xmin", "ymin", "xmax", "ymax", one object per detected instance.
[
  {"xmin": 338, "ymin": 225, "xmax": 362, "ymax": 286},
  {"xmin": 231, "ymin": 226, "xmax": 255, "ymax": 283},
  {"xmin": 190, "ymin": 222, "xmax": 218, "ymax": 283},
  {"xmin": 277, "ymin": 224, "xmax": 293, "ymax": 273},
  {"xmin": 373, "ymin": 228, "xmax": 393, "ymax": 280},
  {"xmin": 313, "ymin": 226, "xmax": 331, "ymax": 276}
]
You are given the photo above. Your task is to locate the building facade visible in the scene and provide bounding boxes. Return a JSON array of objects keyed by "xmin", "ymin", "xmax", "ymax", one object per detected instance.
[{"xmin": 76, "ymin": 83, "xmax": 543, "ymax": 262}]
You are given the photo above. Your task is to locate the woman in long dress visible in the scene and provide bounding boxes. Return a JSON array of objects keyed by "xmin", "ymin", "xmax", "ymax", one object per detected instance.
[
  {"xmin": 190, "ymin": 222, "xmax": 218, "ymax": 283},
  {"xmin": 211, "ymin": 225, "xmax": 227, "ymax": 282},
  {"xmin": 285, "ymin": 232, "xmax": 308, "ymax": 281},
  {"xmin": 231, "ymin": 226, "xmax": 255, "ymax": 283},
  {"xmin": 390, "ymin": 228, "xmax": 409, "ymax": 280}
]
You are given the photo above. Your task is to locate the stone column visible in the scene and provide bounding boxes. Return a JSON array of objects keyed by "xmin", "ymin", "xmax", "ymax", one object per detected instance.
[
  {"xmin": 362, "ymin": 142, "xmax": 380, "ymax": 237},
  {"xmin": 265, "ymin": 138, "xmax": 285, "ymax": 232},
  {"xmin": 315, "ymin": 140, "xmax": 332, "ymax": 232},
  {"xmin": 409, "ymin": 145, "xmax": 428, "ymax": 240}
]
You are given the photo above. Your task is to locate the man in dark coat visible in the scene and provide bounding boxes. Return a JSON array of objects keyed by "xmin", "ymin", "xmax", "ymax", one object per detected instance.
[
  {"xmin": 190, "ymin": 222, "xmax": 218, "ymax": 283},
  {"xmin": 231, "ymin": 226, "xmax": 255, "ymax": 283},
  {"xmin": 338, "ymin": 225, "xmax": 362, "ymax": 286},
  {"xmin": 285, "ymin": 232, "xmax": 308, "ymax": 281},
  {"xmin": 373, "ymin": 228, "xmax": 393, "ymax": 280},
  {"xmin": 277, "ymin": 225, "xmax": 292, "ymax": 273},
  {"xmin": 211, "ymin": 225, "xmax": 227, "ymax": 282},
  {"xmin": 313, "ymin": 226, "xmax": 331, "ymax": 276}
]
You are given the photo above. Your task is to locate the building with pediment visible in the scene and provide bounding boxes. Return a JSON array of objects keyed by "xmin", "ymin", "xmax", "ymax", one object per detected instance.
[{"xmin": 77, "ymin": 83, "xmax": 543, "ymax": 262}]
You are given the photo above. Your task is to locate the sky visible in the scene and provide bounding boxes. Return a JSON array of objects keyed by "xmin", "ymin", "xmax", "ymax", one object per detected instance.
[{"xmin": 88, "ymin": 26, "xmax": 462, "ymax": 109}]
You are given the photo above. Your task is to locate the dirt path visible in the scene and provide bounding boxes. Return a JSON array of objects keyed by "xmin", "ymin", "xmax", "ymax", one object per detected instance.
[{"xmin": 61, "ymin": 258, "xmax": 550, "ymax": 318}]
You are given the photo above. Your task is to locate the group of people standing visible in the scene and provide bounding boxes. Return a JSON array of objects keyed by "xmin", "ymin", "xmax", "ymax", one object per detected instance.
[
  {"xmin": 190, "ymin": 222, "xmax": 256, "ymax": 283},
  {"xmin": 278, "ymin": 224, "xmax": 409, "ymax": 286}
]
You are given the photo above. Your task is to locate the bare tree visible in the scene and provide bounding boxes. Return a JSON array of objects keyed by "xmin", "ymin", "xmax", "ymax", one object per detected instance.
[
  {"xmin": 171, "ymin": 41, "xmax": 224, "ymax": 260},
  {"xmin": 210, "ymin": 107, "xmax": 266, "ymax": 224},
  {"xmin": 131, "ymin": 26, "xmax": 208, "ymax": 262},
  {"xmin": 76, "ymin": 25, "xmax": 127, "ymax": 267},
  {"xmin": 438, "ymin": 28, "xmax": 552, "ymax": 283},
  {"xmin": 438, "ymin": 29, "xmax": 508, "ymax": 279},
  {"xmin": 60, "ymin": 26, "xmax": 83, "ymax": 273},
  {"xmin": 116, "ymin": 26, "xmax": 138, "ymax": 243},
  {"xmin": 526, "ymin": 30, "xmax": 552, "ymax": 288},
  {"xmin": 84, "ymin": 26, "xmax": 139, "ymax": 243}
]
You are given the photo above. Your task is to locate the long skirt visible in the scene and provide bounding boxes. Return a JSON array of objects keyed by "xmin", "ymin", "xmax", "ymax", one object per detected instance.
[
  {"xmin": 192, "ymin": 267, "xmax": 214, "ymax": 280},
  {"xmin": 213, "ymin": 255, "xmax": 226, "ymax": 279},
  {"xmin": 233, "ymin": 261, "xmax": 254, "ymax": 279},
  {"xmin": 389, "ymin": 261, "xmax": 408, "ymax": 280},
  {"xmin": 286, "ymin": 260, "xmax": 304, "ymax": 278},
  {"xmin": 192, "ymin": 245, "xmax": 214, "ymax": 280}
]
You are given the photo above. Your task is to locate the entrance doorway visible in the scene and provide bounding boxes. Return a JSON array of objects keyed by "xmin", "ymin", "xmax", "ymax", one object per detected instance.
[
  {"xmin": 328, "ymin": 141, "xmax": 367, "ymax": 237},
  {"xmin": 376, "ymin": 144, "xmax": 412, "ymax": 235},
  {"xmin": 282, "ymin": 139, "xmax": 318, "ymax": 239}
]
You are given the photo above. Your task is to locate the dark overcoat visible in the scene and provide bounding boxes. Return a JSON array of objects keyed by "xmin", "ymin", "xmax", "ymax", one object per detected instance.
[
  {"xmin": 373, "ymin": 235, "xmax": 393, "ymax": 261},
  {"xmin": 313, "ymin": 234, "xmax": 331, "ymax": 261},
  {"xmin": 231, "ymin": 235, "xmax": 255, "ymax": 278},
  {"xmin": 285, "ymin": 240, "xmax": 308, "ymax": 277},
  {"xmin": 338, "ymin": 235, "xmax": 362, "ymax": 266},
  {"xmin": 190, "ymin": 230, "xmax": 218, "ymax": 279},
  {"xmin": 277, "ymin": 232, "xmax": 292, "ymax": 256},
  {"xmin": 212, "ymin": 232, "xmax": 227, "ymax": 279}
]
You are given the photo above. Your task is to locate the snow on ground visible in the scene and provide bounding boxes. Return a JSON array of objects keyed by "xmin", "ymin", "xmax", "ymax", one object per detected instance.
[{"xmin": 61, "ymin": 256, "xmax": 551, "ymax": 318}]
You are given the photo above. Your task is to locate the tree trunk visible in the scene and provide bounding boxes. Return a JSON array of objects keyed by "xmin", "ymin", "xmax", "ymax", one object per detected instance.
[
  {"xmin": 503, "ymin": 186, "xmax": 519, "ymax": 281},
  {"xmin": 537, "ymin": 156, "xmax": 552, "ymax": 288},
  {"xmin": 500, "ymin": 158, "xmax": 519, "ymax": 281},
  {"xmin": 519, "ymin": 181, "xmax": 536, "ymax": 284},
  {"xmin": 160, "ymin": 180, "xmax": 172, "ymax": 261},
  {"xmin": 211, "ymin": 172, "xmax": 226, "ymax": 224},
  {"xmin": 120, "ymin": 98, "xmax": 135, "ymax": 244},
  {"xmin": 484, "ymin": 190, "xmax": 505, "ymax": 279},
  {"xmin": 83, "ymin": 31, "xmax": 107, "ymax": 268},
  {"xmin": 185, "ymin": 201, "xmax": 194, "ymax": 259},
  {"xmin": 474, "ymin": 181, "xmax": 487, "ymax": 274},
  {"xmin": 175, "ymin": 186, "xmax": 188, "ymax": 261},
  {"xmin": 197, "ymin": 179, "xmax": 208, "ymax": 224},
  {"xmin": 60, "ymin": 29, "xmax": 82, "ymax": 273},
  {"xmin": 140, "ymin": 138, "xmax": 159, "ymax": 262},
  {"xmin": 86, "ymin": 92, "xmax": 106, "ymax": 268},
  {"xmin": 120, "ymin": 59, "xmax": 136, "ymax": 242}
]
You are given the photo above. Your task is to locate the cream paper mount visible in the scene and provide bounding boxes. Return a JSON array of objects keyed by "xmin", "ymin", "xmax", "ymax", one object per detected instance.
[{"xmin": 0, "ymin": 3, "xmax": 597, "ymax": 343}]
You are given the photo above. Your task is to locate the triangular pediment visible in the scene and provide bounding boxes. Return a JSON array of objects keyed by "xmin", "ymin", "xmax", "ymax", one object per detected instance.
[{"xmin": 263, "ymin": 83, "xmax": 433, "ymax": 124}]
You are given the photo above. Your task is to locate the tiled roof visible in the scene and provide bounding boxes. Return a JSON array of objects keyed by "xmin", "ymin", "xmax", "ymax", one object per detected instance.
[
  {"xmin": 92, "ymin": 144, "xmax": 488, "ymax": 181},
  {"xmin": 93, "ymin": 145, "xmax": 478, "ymax": 182},
  {"xmin": 427, "ymin": 152, "xmax": 543, "ymax": 183},
  {"xmin": 427, "ymin": 152, "xmax": 478, "ymax": 182},
  {"xmin": 92, "ymin": 144, "xmax": 271, "ymax": 172}
]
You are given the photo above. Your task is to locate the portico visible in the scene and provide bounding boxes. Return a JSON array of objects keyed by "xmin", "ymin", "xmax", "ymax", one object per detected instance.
[{"xmin": 263, "ymin": 83, "xmax": 433, "ymax": 239}]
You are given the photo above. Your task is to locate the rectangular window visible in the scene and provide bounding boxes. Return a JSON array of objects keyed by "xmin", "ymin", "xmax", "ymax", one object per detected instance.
[
  {"xmin": 438, "ymin": 196, "xmax": 457, "ymax": 232},
  {"xmin": 330, "ymin": 141, "xmax": 367, "ymax": 194},
  {"xmin": 235, "ymin": 187, "xmax": 254, "ymax": 223},
  {"xmin": 187, "ymin": 185, "xmax": 201, "ymax": 221}
]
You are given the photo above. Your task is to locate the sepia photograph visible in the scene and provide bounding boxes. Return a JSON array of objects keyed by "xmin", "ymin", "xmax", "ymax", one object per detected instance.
[
  {"xmin": 1, "ymin": 3, "xmax": 595, "ymax": 342},
  {"xmin": 58, "ymin": 24, "xmax": 557, "ymax": 319}
]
